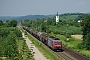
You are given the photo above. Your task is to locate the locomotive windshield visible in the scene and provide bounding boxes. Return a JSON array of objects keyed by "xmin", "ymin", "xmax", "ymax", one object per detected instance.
[{"xmin": 54, "ymin": 41, "xmax": 61, "ymax": 44}]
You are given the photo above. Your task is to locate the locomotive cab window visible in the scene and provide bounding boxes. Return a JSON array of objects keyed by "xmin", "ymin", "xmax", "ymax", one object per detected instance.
[{"xmin": 54, "ymin": 42, "xmax": 61, "ymax": 44}]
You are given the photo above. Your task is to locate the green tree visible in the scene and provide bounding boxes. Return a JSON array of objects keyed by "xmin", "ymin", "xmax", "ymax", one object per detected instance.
[
  {"xmin": 0, "ymin": 20, "xmax": 3, "ymax": 26},
  {"xmin": 80, "ymin": 15, "xmax": 90, "ymax": 50},
  {"xmin": 83, "ymin": 32, "xmax": 90, "ymax": 50},
  {"xmin": 0, "ymin": 28, "xmax": 10, "ymax": 37},
  {"xmin": 9, "ymin": 20, "xmax": 17, "ymax": 27},
  {"xmin": 41, "ymin": 22, "xmax": 46, "ymax": 32},
  {"xmin": 14, "ymin": 29, "xmax": 22, "ymax": 37}
]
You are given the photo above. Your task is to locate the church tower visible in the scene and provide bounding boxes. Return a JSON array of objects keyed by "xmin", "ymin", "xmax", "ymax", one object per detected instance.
[{"xmin": 56, "ymin": 12, "xmax": 59, "ymax": 24}]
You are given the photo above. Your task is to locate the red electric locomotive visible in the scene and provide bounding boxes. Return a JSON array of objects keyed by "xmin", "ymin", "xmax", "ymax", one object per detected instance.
[{"xmin": 47, "ymin": 37, "xmax": 62, "ymax": 51}]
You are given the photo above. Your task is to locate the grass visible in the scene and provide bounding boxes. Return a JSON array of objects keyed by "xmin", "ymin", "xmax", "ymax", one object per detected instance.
[
  {"xmin": 80, "ymin": 50, "xmax": 90, "ymax": 58},
  {"xmin": 21, "ymin": 29, "xmax": 59, "ymax": 60}
]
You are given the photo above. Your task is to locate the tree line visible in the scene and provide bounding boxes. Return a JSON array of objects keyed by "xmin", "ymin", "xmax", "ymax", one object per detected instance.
[
  {"xmin": 79, "ymin": 15, "xmax": 90, "ymax": 50},
  {"xmin": 0, "ymin": 20, "xmax": 17, "ymax": 27}
]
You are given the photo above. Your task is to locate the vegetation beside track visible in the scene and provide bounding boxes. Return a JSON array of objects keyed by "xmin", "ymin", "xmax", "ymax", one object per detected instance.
[
  {"xmin": 0, "ymin": 27, "xmax": 34, "ymax": 60},
  {"xmin": 0, "ymin": 20, "xmax": 34, "ymax": 60},
  {"xmin": 21, "ymin": 13, "xmax": 90, "ymax": 59},
  {"xmin": 16, "ymin": 37, "xmax": 34, "ymax": 60}
]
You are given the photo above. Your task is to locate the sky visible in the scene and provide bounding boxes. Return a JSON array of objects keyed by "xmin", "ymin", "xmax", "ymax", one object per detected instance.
[{"xmin": 0, "ymin": 0, "xmax": 90, "ymax": 16}]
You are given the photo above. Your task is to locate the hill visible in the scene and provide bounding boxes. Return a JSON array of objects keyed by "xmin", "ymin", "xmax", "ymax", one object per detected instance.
[
  {"xmin": 59, "ymin": 13, "xmax": 89, "ymax": 21},
  {"xmin": 0, "ymin": 13, "xmax": 89, "ymax": 22},
  {"xmin": 0, "ymin": 15, "xmax": 54, "ymax": 22}
]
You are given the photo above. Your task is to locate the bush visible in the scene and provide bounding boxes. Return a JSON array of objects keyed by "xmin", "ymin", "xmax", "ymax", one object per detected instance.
[
  {"xmin": 80, "ymin": 50, "xmax": 90, "ymax": 58},
  {"xmin": 66, "ymin": 43, "xmax": 74, "ymax": 49},
  {"xmin": 14, "ymin": 29, "xmax": 22, "ymax": 37}
]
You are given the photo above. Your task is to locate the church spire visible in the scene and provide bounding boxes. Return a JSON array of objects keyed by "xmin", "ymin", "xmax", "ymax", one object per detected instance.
[
  {"xmin": 56, "ymin": 12, "xmax": 59, "ymax": 24},
  {"xmin": 56, "ymin": 12, "xmax": 58, "ymax": 16}
]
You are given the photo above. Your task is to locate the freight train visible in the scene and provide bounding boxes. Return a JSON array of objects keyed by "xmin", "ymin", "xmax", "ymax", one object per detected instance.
[{"xmin": 22, "ymin": 26, "xmax": 62, "ymax": 51}]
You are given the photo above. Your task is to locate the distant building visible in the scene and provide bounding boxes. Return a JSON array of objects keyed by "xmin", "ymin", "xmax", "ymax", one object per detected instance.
[
  {"xmin": 56, "ymin": 12, "xmax": 59, "ymax": 24},
  {"xmin": 78, "ymin": 20, "xmax": 82, "ymax": 23},
  {"xmin": 44, "ymin": 20, "xmax": 47, "ymax": 22}
]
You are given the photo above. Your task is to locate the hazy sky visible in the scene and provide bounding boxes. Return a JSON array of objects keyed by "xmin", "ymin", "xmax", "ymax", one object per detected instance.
[{"xmin": 0, "ymin": 0, "xmax": 90, "ymax": 16}]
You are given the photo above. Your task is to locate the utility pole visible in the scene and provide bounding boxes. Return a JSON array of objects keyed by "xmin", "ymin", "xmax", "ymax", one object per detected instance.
[
  {"xmin": 46, "ymin": 20, "xmax": 49, "ymax": 35},
  {"xmin": 32, "ymin": 21, "xmax": 33, "ymax": 29},
  {"xmin": 36, "ymin": 20, "xmax": 38, "ymax": 30},
  {"xmin": 66, "ymin": 20, "xmax": 69, "ymax": 41}
]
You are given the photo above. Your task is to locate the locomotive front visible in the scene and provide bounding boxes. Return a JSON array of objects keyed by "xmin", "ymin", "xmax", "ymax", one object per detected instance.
[
  {"xmin": 47, "ymin": 37, "xmax": 62, "ymax": 51},
  {"xmin": 52, "ymin": 40, "xmax": 62, "ymax": 50}
]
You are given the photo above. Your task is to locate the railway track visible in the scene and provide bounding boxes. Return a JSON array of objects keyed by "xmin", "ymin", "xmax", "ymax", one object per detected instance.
[
  {"xmin": 28, "ymin": 33, "xmax": 73, "ymax": 60},
  {"xmin": 57, "ymin": 52, "xmax": 73, "ymax": 60},
  {"xmin": 62, "ymin": 47, "xmax": 90, "ymax": 60},
  {"xmin": 23, "ymin": 28, "xmax": 90, "ymax": 60}
]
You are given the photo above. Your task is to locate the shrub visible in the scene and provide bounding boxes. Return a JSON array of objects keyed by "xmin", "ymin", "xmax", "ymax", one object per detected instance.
[{"xmin": 80, "ymin": 50, "xmax": 90, "ymax": 58}]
